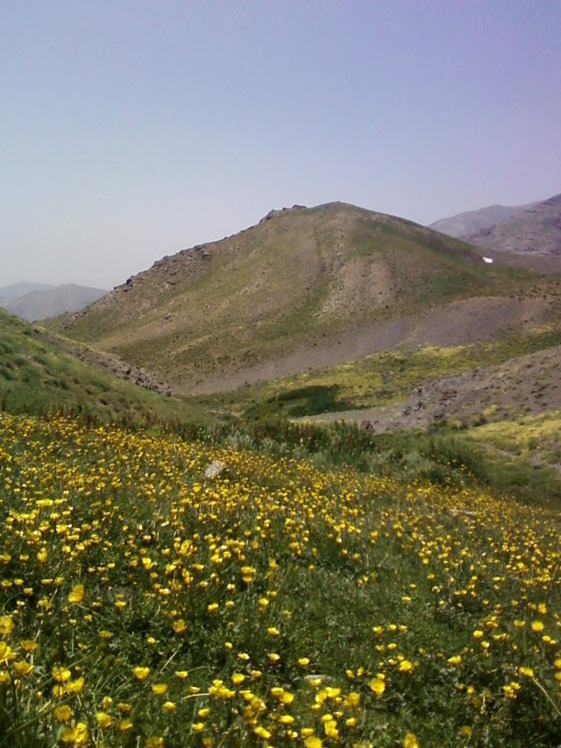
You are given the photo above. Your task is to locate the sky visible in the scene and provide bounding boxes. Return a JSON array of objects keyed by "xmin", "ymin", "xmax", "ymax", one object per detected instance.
[{"xmin": 2, "ymin": 1, "xmax": 561, "ymax": 289}]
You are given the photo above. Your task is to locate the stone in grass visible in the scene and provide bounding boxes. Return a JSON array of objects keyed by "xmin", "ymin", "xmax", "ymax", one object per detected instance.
[{"xmin": 204, "ymin": 460, "xmax": 227, "ymax": 480}]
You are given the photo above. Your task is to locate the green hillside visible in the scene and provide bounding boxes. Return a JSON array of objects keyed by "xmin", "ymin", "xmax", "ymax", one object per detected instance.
[{"xmin": 0, "ymin": 309, "xmax": 206, "ymax": 426}]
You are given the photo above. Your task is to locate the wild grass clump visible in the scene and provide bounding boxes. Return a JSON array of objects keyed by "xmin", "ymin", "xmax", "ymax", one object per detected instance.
[{"xmin": 1, "ymin": 412, "xmax": 561, "ymax": 746}]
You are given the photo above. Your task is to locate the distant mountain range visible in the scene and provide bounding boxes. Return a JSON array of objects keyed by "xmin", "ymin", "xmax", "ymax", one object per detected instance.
[
  {"xmin": 0, "ymin": 283, "xmax": 107, "ymax": 322},
  {"xmin": 430, "ymin": 193, "xmax": 561, "ymax": 255}
]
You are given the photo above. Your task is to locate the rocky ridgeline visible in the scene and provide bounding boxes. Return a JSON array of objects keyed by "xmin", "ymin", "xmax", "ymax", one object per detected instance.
[
  {"xmin": 36, "ymin": 324, "xmax": 174, "ymax": 397},
  {"xmin": 106, "ymin": 245, "xmax": 212, "ymax": 302},
  {"xmin": 259, "ymin": 204, "xmax": 307, "ymax": 222}
]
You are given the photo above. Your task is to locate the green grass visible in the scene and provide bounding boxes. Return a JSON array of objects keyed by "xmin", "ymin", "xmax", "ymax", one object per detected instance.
[
  {"xmin": 4, "ymin": 302, "xmax": 561, "ymax": 511},
  {"xmin": 460, "ymin": 411, "xmax": 561, "ymax": 507},
  {"xmin": 3, "ymin": 292, "xmax": 561, "ymax": 745},
  {"xmin": 1, "ymin": 412, "xmax": 561, "ymax": 747}
]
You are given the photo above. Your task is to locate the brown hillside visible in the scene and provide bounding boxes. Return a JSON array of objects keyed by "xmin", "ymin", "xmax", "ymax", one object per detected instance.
[{"xmin": 50, "ymin": 202, "xmax": 558, "ymax": 394}]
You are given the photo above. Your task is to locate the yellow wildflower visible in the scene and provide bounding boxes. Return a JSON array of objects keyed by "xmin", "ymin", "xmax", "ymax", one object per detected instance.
[
  {"xmin": 0, "ymin": 616, "xmax": 14, "ymax": 635},
  {"xmin": 96, "ymin": 712, "xmax": 112, "ymax": 729},
  {"xmin": 304, "ymin": 736, "xmax": 322, "ymax": 748},
  {"xmin": 54, "ymin": 705, "xmax": 73, "ymax": 722},
  {"xmin": 12, "ymin": 660, "xmax": 34, "ymax": 677},
  {"xmin": 68, "ymin": 584, "xmax": 84, "ymax": 604},
  {"xmin": 61, "ymin": 722, "xmax": 88, "ymax": 745},
  {"xmin": 133, "ymin": 666, "xmax": 150, "ymax": 680},
  {"xmin": 369, "ymin": 678, "xmax": 386, "ymax": 696},
  {"xmin": 146, "ymin": 739, "xmax": 164, "ymax": 748},
  {"xmin": 52, "ymin": 666, "xmax": 72, "ymax": 683}
]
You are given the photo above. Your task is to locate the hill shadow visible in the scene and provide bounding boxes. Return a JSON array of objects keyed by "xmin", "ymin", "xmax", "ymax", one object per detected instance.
[{"xmin": 272, "ymin": 384, "xmax": 353, "ymax": 417}]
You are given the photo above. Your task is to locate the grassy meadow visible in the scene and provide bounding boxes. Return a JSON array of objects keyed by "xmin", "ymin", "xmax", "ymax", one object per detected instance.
[{"xmin": 1, "ymin": 412, "xmax": 561, "ymax": 747}]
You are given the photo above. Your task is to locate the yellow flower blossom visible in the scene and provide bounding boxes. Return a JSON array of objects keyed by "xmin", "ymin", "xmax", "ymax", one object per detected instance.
[
  {"xmin": 0, "ymin": 616, "xmax": 14, "ymax": 635},
  {"xmin": 61, "ymin": 722, "xmax": 88, "ymax": 745},
  {"xmin": 19, "ymin": 640, "xmax": 38, "ymax": 653},
  {"xmin": 403, "ymin": 733, "xmax": 418, "ymax": 748},
  {"xmin": 369, "ymin": 678, "xmax": 386, "ymax": 696},
  {"xmin": 65, "ymin": 677, "xmax": 84, "ymax": 694},
  {"xmin": 344, "ymin": 691, "xmax": 361, "ymax": 707},
  {"xmin": 52, "ymin": 666, "xmax": 72, "ymax": 683},
  {"xmin": 146, "ymin": 739, "xmax": 164, "ymax": 748},
  {"xmin": 304, "ymin": 736, "xmax": 322, "ymax": 748},
  {"xmin": 54, "ymin": 705, "xmax": 73, "ymax": 722},
  {"xmin": 12, "ymin": 660, "xmax": 34, "ymax": 677},
  {"xmin": 254, "ymin": 725, "xmax": 271, "ymax": 739},
  {"xmin": 67, "ymin": 584, "xmax": 84, "ymax": 604},
  {"xmin": 96, "ymin": 712, "xmax": 112, "ymax": 729},
  {"xmin": 133, "ymin": 666, "xmax": 150, "ymax": 680},
  {"xmin": 173, "ymin": 619, "xmax": 187, "ymax": 634}
]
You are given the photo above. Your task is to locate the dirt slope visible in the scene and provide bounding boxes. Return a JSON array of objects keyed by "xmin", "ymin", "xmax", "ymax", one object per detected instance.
[{"xmin": 194, "ymin": 294, "xmax": 553, "ymax": 394}]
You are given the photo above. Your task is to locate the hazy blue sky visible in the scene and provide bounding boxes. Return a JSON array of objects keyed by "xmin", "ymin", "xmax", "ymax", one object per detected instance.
[{"xmin": 2, "ymin": 1, "xmax": 560, "ymax": 289}]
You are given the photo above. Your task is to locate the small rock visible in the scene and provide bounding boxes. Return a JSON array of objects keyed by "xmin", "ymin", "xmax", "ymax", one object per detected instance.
[{"xmin": 204, "ymin": 461, "xmax": 227, "ymax": 479}]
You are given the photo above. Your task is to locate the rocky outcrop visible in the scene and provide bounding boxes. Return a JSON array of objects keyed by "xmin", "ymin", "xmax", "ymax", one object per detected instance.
[{"xmin": 260, "ymin": 205, "xmax": 307, "ymax": 222}]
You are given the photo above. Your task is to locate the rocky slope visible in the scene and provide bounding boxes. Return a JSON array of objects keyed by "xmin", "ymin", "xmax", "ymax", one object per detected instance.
[{"xmin": 465, "ymin": 193, "xmax": 561, "ymax": 256}]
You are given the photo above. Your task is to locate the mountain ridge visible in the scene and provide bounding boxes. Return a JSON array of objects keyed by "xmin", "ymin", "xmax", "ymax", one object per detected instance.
[
  {"xmin": 429, "ymin": 202, "xmax": 533, "ymax": 238},
  {"xmin": 0, "ymin": 283, "xmax": 107, "ymax": 321},
  {"xmin": 465, "ymin": 192, "xmax": 561, "ymax": 256},
  {"xmin": 430, "ymin": 192, "xmax": 561, "ymax": 259}
]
